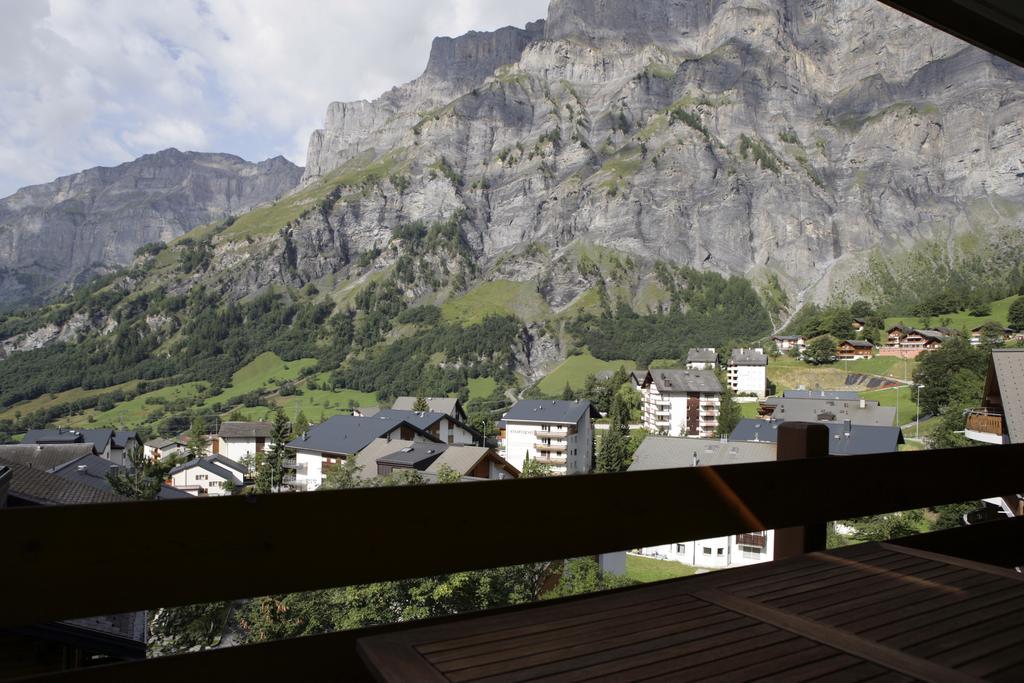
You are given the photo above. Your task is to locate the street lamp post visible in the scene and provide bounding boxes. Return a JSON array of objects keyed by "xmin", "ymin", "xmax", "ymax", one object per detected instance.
[{"xmin": 916, "ymin": 384, "xmax": 925, "ymax": 439}]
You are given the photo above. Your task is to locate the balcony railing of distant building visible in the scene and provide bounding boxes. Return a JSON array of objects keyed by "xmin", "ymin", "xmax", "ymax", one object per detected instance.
[{"xmin": 966, "ymin": 409, "xmax": 1006, "ymax": 436}]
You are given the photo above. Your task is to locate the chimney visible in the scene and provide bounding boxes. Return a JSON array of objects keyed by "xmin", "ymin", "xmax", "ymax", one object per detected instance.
[
  {"xmin": 844, "ymin": 420, "xmax": 852, "ymax": 436},
  {"xmin": 77, "ymin": 465, "xmax": 88, "ymax": 472},
  {"xmin": 860, "ymin": 398, "xmax": 866, "ymax": 409}
]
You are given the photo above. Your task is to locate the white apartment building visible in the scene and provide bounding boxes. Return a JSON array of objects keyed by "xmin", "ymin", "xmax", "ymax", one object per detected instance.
[
  {"xmin": 601, "ymin": 437, "xmax": 777, "ymax": 572},
  {"xmin": 685, "ymin": 348, "xmax": 718, "ymax": 370},
  {"xmin": 214, "ymin": 421, "xmax": 274, "ymax": 464},
  {"xmin": 641, "ymin": 369, "xmax": 722, "ymax": 438},
  {"xmin": 727, "ymin": 348, "xmax": 768, "ymax": 398},
  {"xmin": 499, "ymin": 400, "xmax": 598, "ymax": 475},
  {"xmin": 168, "ymin": 455, "xmax": 246, "ymax": 496}
]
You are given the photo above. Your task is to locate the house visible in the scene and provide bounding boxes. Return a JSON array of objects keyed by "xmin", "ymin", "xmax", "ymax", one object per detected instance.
[
  {"xmin": 837, "ymin": 339, "xmax": 874, "ymax": 360},
  {"xmin": 727, "ymin": 348, "xmax": 768, "ymax": 398},
  {"xmin": 499, "ymin": 400, "xmax": 598, "ymax": 475},
  {"xmin": 970, "ymin": 324, "xmax": 1014, "ymax": 347},
  {"xmin": 109, "ymin": 431, "xmax": 140, "ymax": 466},
  {"xmin": 730, "ymin": 418, "xmax": 904, "ymax": 455},
  {"xmin": 602, "ymin": 436, "xmax": 778, "ymax": 571},
  {"xmin": 852, "ymin": 318, "xmax": 866, "ymax": 331},
  {"xmin": 964, "ymin": 349, "xmax": 1024, "ymax": 446},
  {"xmin": 685, "ymin": 348, "xmax": 718, "ymax": 370},
  {"xmin": 629, "ymin": 369, "xmax": 648, "ymax": 392},
  {"xmin": 50, "ymin": 454, "xmax": 191, "ymax": 500},
  {"xmin": 771, "ymin": 335, "xmax": 806, "ymax": 353},
  {"xmin": 760, "ymin": 397, "xmax": 895, "ymax": 426},
  {"xmin": 391, "ymin": 396, "xmax": 468, "ymax": 423},
  {"xmin": 641, "ymin": 369, "xmax": 722, "ymax": 438},
  {"xmin": 285, "ymin": 415, "xmax": 441, "ymax": 491},
  {"xmin": 22, "ymin": 428, "xmax": 110, "ymax": 458},
  {"xmin": 374, "ymin": 408, "xmax": 483, "ymax": 446},
  {"xmin": 144, "ymin": 437, "xmax": 187, "ymax": 461},
  {"xmin": 0, "ymin": 447, "xmax": 122, "ymax": 507},
  {"xmin": 355, "ymin": 439, "xmax": 520, "ymax": 481},
  {"xmin": 881, "ymin": 325, "xmax": 945, "ymax": 358},
  {"xmin": 168, "ymin": 455, "xmax": 246, "ymax": 496},
  {"xmin": 214, "ymin": 421, "xmax": 274, "ymax": 463}
]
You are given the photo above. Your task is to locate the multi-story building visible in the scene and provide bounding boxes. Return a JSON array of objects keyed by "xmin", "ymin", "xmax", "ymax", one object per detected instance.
[
  {"xmin": 640, "ymin": 369, "xmax": 722, "ymax": 438},
  {"xmin": 498, "ymin": 400, "xmax": 598, "ymax": 475},
  {"xmin": 727, "ymin": 348, "xmax": 768, "ymax": 398},
  {"xmin": 685, "ymin": 348, "xmax": 718, "ymax": 370},
  {"xmin": 837, "ymin": 339, "xmax": 874, "ymax": 360},
  {"xmin": 771, "ymin": 335, "xmax": 806, "ymax": 354},
  {"xmin": 881, "ymin": 325, "xmax": 946, "ymax": 358}
]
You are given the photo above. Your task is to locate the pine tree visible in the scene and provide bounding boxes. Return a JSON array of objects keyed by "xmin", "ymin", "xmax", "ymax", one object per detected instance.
[
  {"xmin": 520, "ymin": 451, "xmax": 551, "ymax": 478},
  {"xmin": 265, "ymin": 408, "xmax": 290, "ymax": 492},
  {"xmin": 596, "ymin": 393, "xmax": 631, "ymax": 473},
  {"xmin": 715, "ymin": 386, "xmax": 742, "ymax": 438},
  {"xmin": 413, "ymin": 395, "xmax": 430, "ymax": 412},
  {"xmin": 187, "ymin": 417, "xmax": 208, "ymax": 459},
  {"xmin": 561, "ymin": 382, "xmax": 575, "ymax": 400},
  {"xmin": 291, "ymin": 411, "xmax": 310, "ymax": 440},
  {"xmin": 106, "ymin": 443, "xmax": 166, "ymax": 500}
]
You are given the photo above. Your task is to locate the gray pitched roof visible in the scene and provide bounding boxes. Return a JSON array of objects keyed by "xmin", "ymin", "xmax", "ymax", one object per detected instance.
[
  {"xmin": 913, "ymin": 329, "xmax": 946, "ymax": 341},
  {"xmin": 375, "ymin": 442, "xmax": 449, "ymax": 469},
  {"xmin": 145, "ymin": 437, "xmax": 185, "ymax": 449},
  {"xmin": 286, "ymin": 415, "xmax": 439, "ymax": 455},
  {"xmin": 0, "ymin": 457, "xmax": 124, "ymax": 505},
  {"xmin": 424, "ymin": 446, "xmax": 515, "ymax": 477},
  {"xmin": 374, "ymin": 409, "xmax": 445, "ymax": 431},
  {"xmin": 782, "ymin": 390, "xmax": 862, "ymax": 400},
  {"xmin": 218, "ymin": 421, "xmax": 274, "ymax": 439},
  {"xmin": 50, "ymin": 454, "xmax": 191, "ymax": 500},
  {"xmin": 208, "ymin": 453, "xmax": 248, "ymax": 474},
  {"xmin": 764, "ymin": 398, "xmax": 896, "ymax": 426},
  {"xmin": 841, "ymin": 339, "xmax": 874, "ymax": 348},
  {"xmin": 112, "ymin": 431, "xmax": 138, "ymax": 450},
  {"xmin": 0, "ymin": 443, "xmax": 95, "ymax": 472},
  {"xmin": 502, "ymin": 400, "xmax": 599, "ymax": 424},
  {"xmin": 729, "ymin": 419, "xmax": 904, "ymax": 455},
  {"xmin": 729, "ymin": 348, "xmax": 768, "ymax": 366},
  {"xmin": 644, "ymin": 369, "xmax": 723, "ymax": 394},
  {"xmin": 686, "ymin": 348, "xmax": 718, "ymax": 363},
  {"xmin": 629, "ymin": 436, "xmax": 777, "ymax": 470},
  {"xmin": 22, "ymin": 429, "xmax": 90, "ymax": 445},
  {"xmin": 629, "ymin": 369, "xmax": 648, "ymax": 382},
  {"xmin": 992, "ymin": 349, "xmax": 1024, "ymax": 443},
  {"xmin": 772, "ymin": 335, "xmax": 804, "ymax": 341},
  {"xmin": 169, "ymin": 457, "xmax": 238, "ymax": 481},
  {"xmin": 392, "ymin": 396, "xmax": 465, "ymax": 420}
]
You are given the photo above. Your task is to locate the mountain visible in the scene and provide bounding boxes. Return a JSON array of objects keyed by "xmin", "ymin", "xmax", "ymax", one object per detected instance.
[{"xmin": 0, "ymin": 150, "xmax": 302, "ymax": 306}]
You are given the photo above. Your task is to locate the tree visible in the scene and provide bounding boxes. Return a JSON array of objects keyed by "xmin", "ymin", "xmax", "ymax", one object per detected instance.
[
  {"xmin": 543, "ymin": 557, "xmax": 635, "ymax": 599},
  {"xmin": 256, "ymin": 408, "xmax": 291, "ymax": 493},
  {"xmin": 803, "ymin": 335, "xmax": 837, "ymax": 365},
  {"xmin": 186, "ymin": 417, "xmax": 208, "ymax": 459},
  {"xmin": 520, "ymin": 451, "xmax": 551, "ymax": 478},
  {"xmin": 106, "ymin": 443, "xmax": 167, "ymax": 500},
  {"xmin": 413, "ymin": 395, "xmax": 430, "ymax": 412},
  {"xmin": 561, "ymin": 382, "xmax": 575, "ymax": 401},
  {"xmin": 291, "ymin": 411, "xmax": 310, "ymax": 439},
  {"xmin": 714, "ymin": 385, "xmax": 742, "ymax": 438},
  {"xmin": 322, "ymin": 454, "xmax": 364, "ymax": 489},
  {"xmin": 932, "ymin": 501, "xmax": 980, "ymax": 530},
  {"xmin": 596, "ymin": 393, "xmax": 630, "ymax": 473},
  {"xmin": 435, "ymin": 463, "xmax": 462, "ymax": 483},
  {"xmin": 913, "ymin": 337, "xmax": 987, "ymax": 415},
  {"xmin": 849, "ymin": 300, "xmax": 874, "ymax": 318},
  {"xmin": 1009, "ymin": 296, "xmax": 1024, "ymax": 331},
  {"xmin": 844, "ymin": 509, "xmax": 926, "ymax": 542}
]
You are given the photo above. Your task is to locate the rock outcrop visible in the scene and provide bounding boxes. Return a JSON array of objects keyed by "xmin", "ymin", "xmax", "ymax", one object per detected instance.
[{"xmin": 0, "ymin": 149, "xmax": 302, "ymax": 306}]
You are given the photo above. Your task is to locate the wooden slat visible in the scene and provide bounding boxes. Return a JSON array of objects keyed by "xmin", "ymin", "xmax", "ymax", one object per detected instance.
[{"xmin": 2, "ymin": 445, "xmax": 1023, "ymax": 627}]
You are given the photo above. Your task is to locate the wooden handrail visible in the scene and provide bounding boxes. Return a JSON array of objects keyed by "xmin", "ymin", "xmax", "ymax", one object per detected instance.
[{"xmin": 1, "ymin": 442, "xmax": 1022, "ymax": 628}]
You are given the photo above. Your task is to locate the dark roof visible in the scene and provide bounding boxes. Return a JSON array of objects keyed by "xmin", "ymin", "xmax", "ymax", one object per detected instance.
[
  {"xmin": 50, "ymin": 454, "xmax": 191, "ymax": 500},
  {"xmin": 375, "ymin": 443, "xmax": 450, "ymax": 469},
  {"xmin": 913, "ymin": 329, "xmax": 946, "ymax": 341},
  {"xmin": 208, "ymin": 453, "xmax": 247, "ymax": 474},
  {"xmin": 22, "ymin": 429, "xmax": 89, "ymax": 445},
  {"xmin": 392, "ymin": 397, "xmax": 466, "ymax": 420},
  {"xmin": 772, "ymin": 335, "xmax": 804, "ymax": 341},
  {"xmin": 991, "ymin": 349, "xmax": 1024, "ymax": 443},
  {"xmin": 841, "ymin": 340, "xmax": 874, "ymax": 348},
  {"xmin": 629, "ymin": 436, "xmax": 776, "ymax": 470},
  {"xmin": 729, "ymin": 419, "xmax": 904, "ymax": 455},
  {"xmin": 169, "ymin": 457, "xmax": 239, "ymax": 481},
  {"xmin": 764, "ymin": 399, "xmax": 896, "ymax": 427},
  {"xmin": 502, "ymin": 400, "xmax": 599, "ymax": 424},
  {"xmin": 686, "ymin": 348, "xmax": 718, "ymax": 363},
  {"xmin": 0, "ymin": 457, "xmax": 124, "ymax": 505},
  {"xmin": 286, "ymin": 415, "xmax": 439, "ymax": 455},
  {"xmin": 629, "ymin": 369, "xmax": 648, "ymax": 381},
  {"xmin": 0, "ymin": 444, "xmax": 95, "ymax": 472},
  {"xmin": 218, "ymin": 421, "xmax": 274, "ymax": 439},
  {"xmin": 729, "ymin": 348, "xmax": 768, "ymax": 366},
  {"xmin": 374, "ymin": 409, "xmax": 445, "ymax": 431},
  {"xmin": 783, "ymin": 390, "xmax": 862, "ymax": 400},
  {"xmin": 644, "ymin": 369, "xmax": 722, "ymax": 394},
  {"xmin": 145, "ymin": 437, "xmax": 185, "ymax": 449},
  {"xmin": 80, "ymin": 429, "xmax": 115, "ymax": 450},
  {"xmin": 112, "ymin": 431, "xmax": 138, "ymax": 449}
]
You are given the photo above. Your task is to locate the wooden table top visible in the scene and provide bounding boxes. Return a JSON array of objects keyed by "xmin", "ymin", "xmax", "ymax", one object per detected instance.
[{"xmin": 358, "ymin": 543, "xmax": 1024, "ymax": 682}]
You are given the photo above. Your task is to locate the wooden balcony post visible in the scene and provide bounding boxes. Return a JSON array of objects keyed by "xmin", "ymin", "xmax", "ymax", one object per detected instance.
[{"xmin": 774, "ymin": 422, "xmax": 831, "ymax": 560}]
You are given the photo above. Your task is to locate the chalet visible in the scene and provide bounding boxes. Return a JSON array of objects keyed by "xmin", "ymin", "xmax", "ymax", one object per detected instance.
[
  {"xmin": 214, "ymin": 421, "xmax": 274, "ymax": 463},
  {"xmin": 629, "ymin": 369, "xmax": 648, "ymax": 391},
  {"xmin": 641, "ymin": 369, "xmax": 722, "ymax": 438},
  {"xmin": 881, "ymin": 324, "xmax": 945, "ymax": 358},
  {"xmin": 391, "ymin": 396, "xmax": 468, "ymax": 423},
  {"xmin": 374, "ymin": 408, "xmax": 483, "ymax": 446},
  {"xmin": 22, "ymin": 428, "xmax": 113, "ymax": 459},
  {"xmin": 970, "ymin": 324, "xmax": 1014, "ymax": 347},
  {"xmin": 685, "ymin": 347, "xmax": 718, "ymax": 370},
  {"xmin": 852, "ymin": 318, "xmax": 866, "ymax": 331},
  {"xmin": 285, "ymin": 415, "xmax": 441, "ymax": 491},
  {"xmin": 168, "ymin": 455, "xmax": 246, "ymax": 496},
  {"xmin": 143, "ymin": 437, "xmax": 187, "ymax": 461},
  {"xmin": 730, "ymin": 418, "xmax": 904, "ymax": 455},
  {"xmin": 964, "ymin": 348, "xmax": 1024, "ymax": 447},
  {"xmin": 771, "ymin": 335, "xmax": 806, "ymax": 353},
  {"xmin": 837, "ymin": 339, "xmax": 874, "ymax": 360},
  {"xmin": 885, "ymin": 323, "xmax": 912, "ymax": 347},
  {"xmin": 727, "ymin": 348, "xmax": 768, "ymax": 398},
  {"xmin": 50, "ymin": 454, "xmax": 190, "ymax": 500},
  {"xmin": 355, "ymin": 439, "xmax": 519, "ymax": 481},
  {"xmin": 603, "ymin": 437, "xmax": 778, "ymax": 570},
  {"xmin": 499, "ymin": 400, "xmax": 598, "ymax": 475}
]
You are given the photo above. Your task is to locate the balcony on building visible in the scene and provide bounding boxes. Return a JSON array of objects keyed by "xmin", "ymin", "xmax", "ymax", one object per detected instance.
[{"xmin": 965, "ymin": 409, "xmax": 1010, "ymax": 445}]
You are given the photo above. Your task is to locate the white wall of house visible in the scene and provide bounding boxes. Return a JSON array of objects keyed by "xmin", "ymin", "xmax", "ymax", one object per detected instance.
[
  {"xmin": 502, "ymin": 416, "xmax": 593, "ymax": 475},
  {"xmin": 635, "ymin": 530, "xmax": 774, "ymax": 569},
  {"xmin": 728, "ymin": 364, "xmax": 767, "ymax": 398},
  {"xmin": 642, "ymin": 385, "xmax": 720, "ymax": 438},
  {"xmin": 169, "ymin": 467, "xmax": 240, "ymax": 497},
  {"xmin": 434, "ymin": 418, "xmax": 477, "ymax": 446},
  {"xmin": 292, "ymin": 448, "xmax": 328, "ymax": 491},
  {"xmin": 686, "ymin": 361, "xmax": 716, "ymax": 370},
  {"xmin": 218, "ymin": 437, "xmax": 264, "ymax": 464}
]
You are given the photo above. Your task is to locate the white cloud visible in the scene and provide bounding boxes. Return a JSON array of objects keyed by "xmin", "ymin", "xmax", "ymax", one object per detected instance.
[{"xmin": 0, "ymin": 0, "xmax": 549, "ymax": 197}]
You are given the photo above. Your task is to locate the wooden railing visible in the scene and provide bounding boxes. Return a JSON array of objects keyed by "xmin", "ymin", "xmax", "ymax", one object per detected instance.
[
  {"xmin": 2, "ymin": 428, "xmax": 1023, "ymax": 680},
  {"xmin": 966, "ymin": 410, "xmax": 1006, "ymax": 435}
]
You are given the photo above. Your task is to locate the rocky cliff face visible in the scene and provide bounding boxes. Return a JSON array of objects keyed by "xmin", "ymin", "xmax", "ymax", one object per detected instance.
[
  {"xmin": 0, "ymin": 149, "xmax": 302, "ymax": 306},
  {"xmin": 292, "ymin": 0, "xmax": 1024, "ymax": 312}
]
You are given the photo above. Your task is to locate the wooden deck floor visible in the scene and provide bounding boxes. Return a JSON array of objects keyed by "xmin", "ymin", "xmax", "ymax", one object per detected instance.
[{"xmin": 358, "ymin": 543, "xmax": 1024, "ymax": 682}]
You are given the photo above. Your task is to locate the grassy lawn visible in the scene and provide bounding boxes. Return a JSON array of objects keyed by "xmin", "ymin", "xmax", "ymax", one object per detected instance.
[
  {"xmin": 859, "ymin": 386, "xmax": 920, "ymax": 426},
  {"xmin": 201, "ymin": 352, "xmax": 318, "ymax": 409},
  {"xmin": 740, "ymin": 402, "xmax": 761, "ymax": 419},
  {"xmin": 467, "ymin": 376, "xmax": 498, "ymax": 400},
  {"xmin": 840, "ymin": 355, "xmax": 916, "ymax": 381},
  {"xmin": 441, "ymin": 280, "xmax": 552, "ymax": 325},
  {"xmin": 67, "ymin": 382, "xmax": 205, "ymax": 429},
  {"xmin": 229, "ymin": 387, "xmax": 379, "ymax": 423},
  {"xmin": 0, "ymin": 381, "xmax": 138, "ymax": 421},
  {"xmin": 537, "ymin": 352, "xmax": 635, "ymax": 394},
  {"xmin": 883, "ymin": 295, "xmax": 1017, "ymax": 335},
  {"xmin": 625, "ymin": 554, "xmax": 699, "ymax": 583},
  {"xmin": 767, "ymin": 357, "xmax": 850, "ymax": 393}
]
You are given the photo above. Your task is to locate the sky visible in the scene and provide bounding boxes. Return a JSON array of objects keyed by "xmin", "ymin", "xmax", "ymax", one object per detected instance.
[{"xmin": 0, "ymin": 0, "xmax": 550, "ymax": 198}]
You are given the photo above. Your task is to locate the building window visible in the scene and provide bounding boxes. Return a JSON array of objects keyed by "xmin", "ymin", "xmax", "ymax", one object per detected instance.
[
  {"xmin": 739, "ymin": 545, "xmax": 765, "ymax": 560},
  {"xmin": 675, "ymin": 544, "xmax": 685, "ymax": 554},
  {"xmin": 703, "ymin": 547, "xmax": 712, "ymax": 555},
  {"xmin": 717, "ymin": 548, "xmax": 724, "ymax": 556},
  {"xmin": 195, "ymin": 474, "xmax": 208, "ymax": 480}
]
